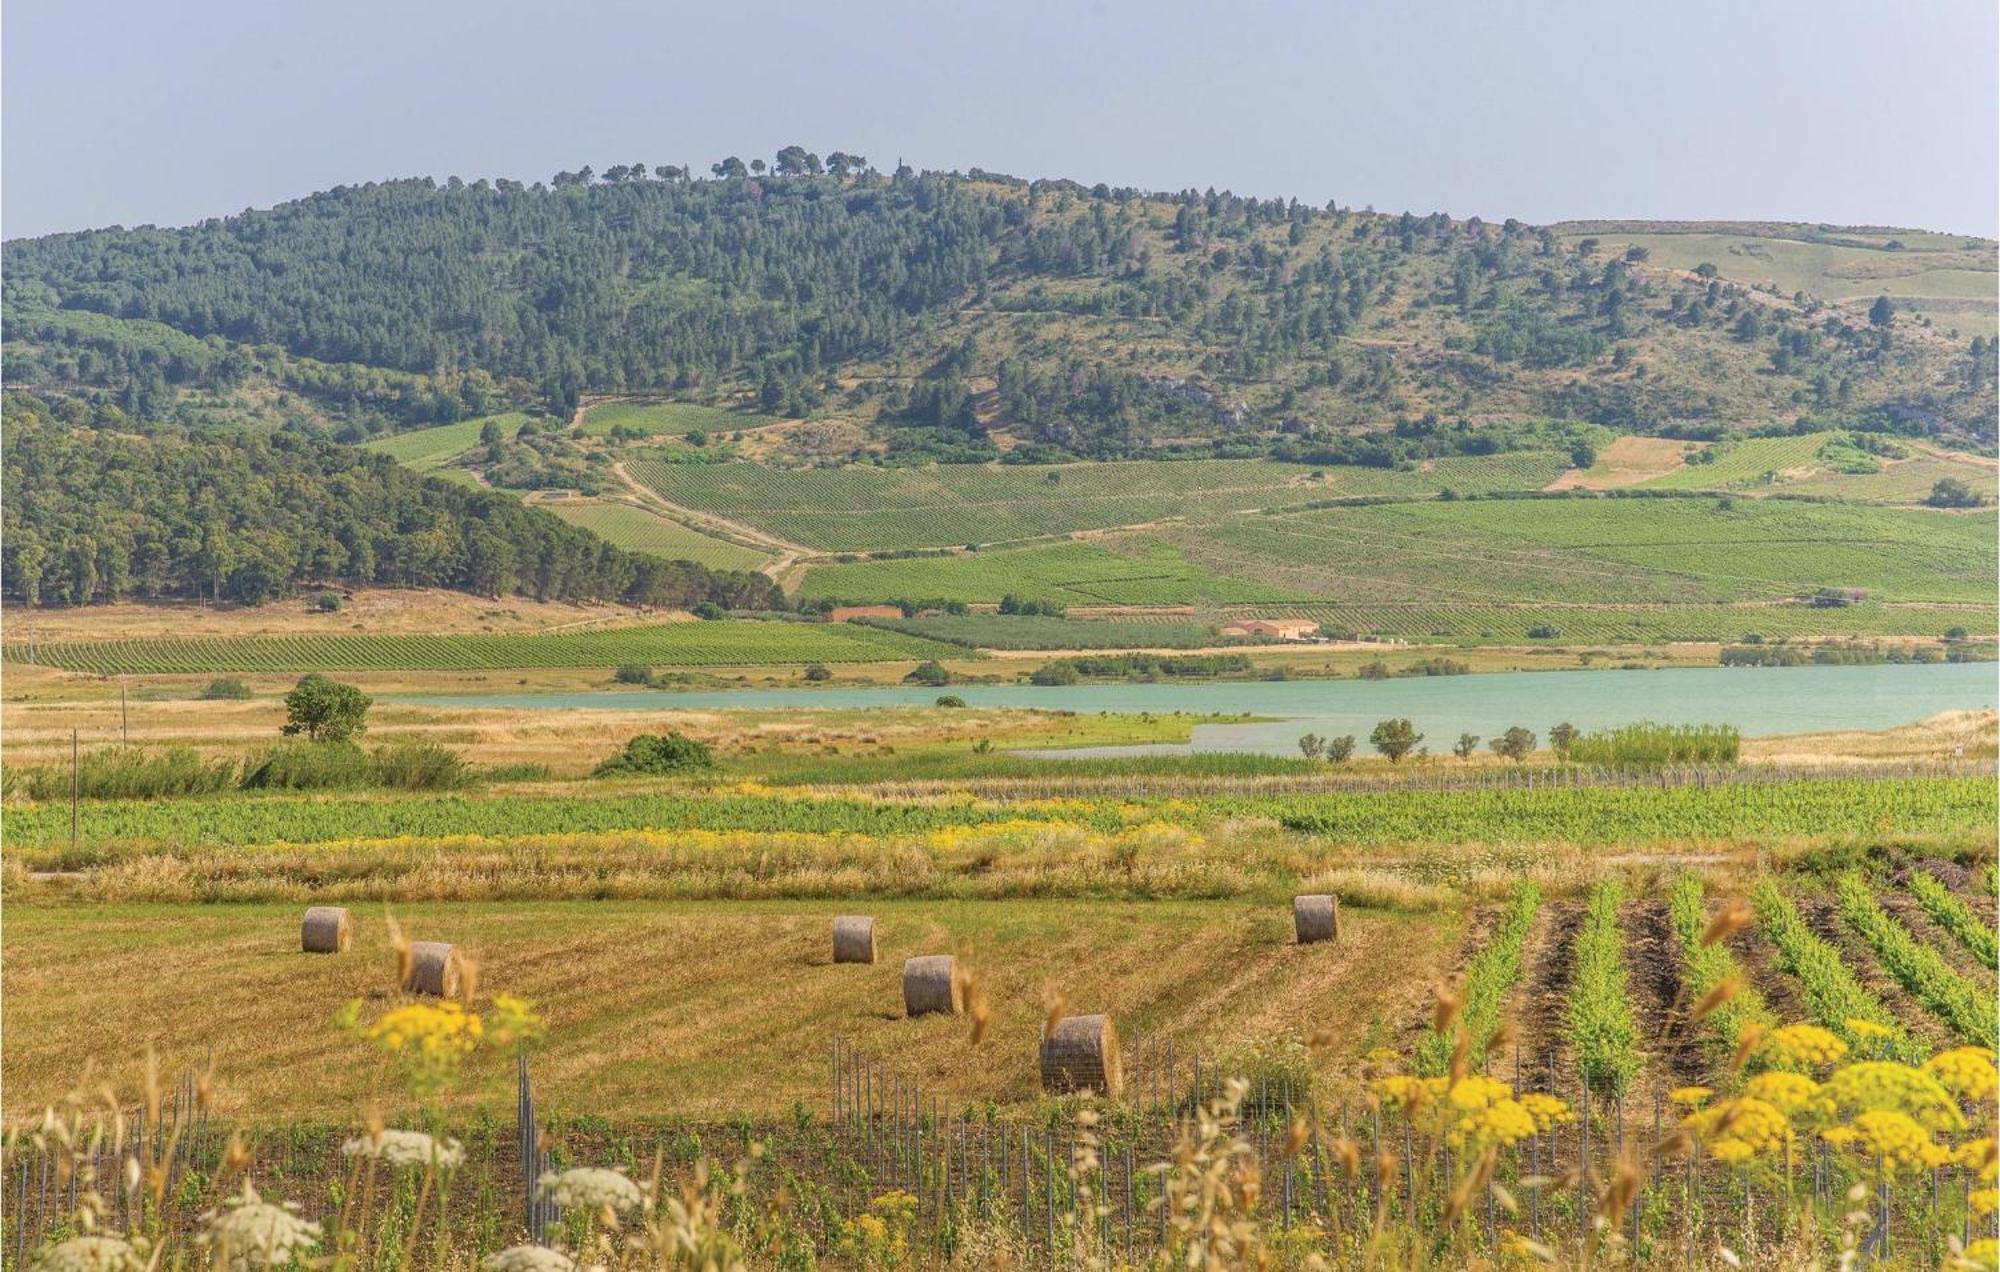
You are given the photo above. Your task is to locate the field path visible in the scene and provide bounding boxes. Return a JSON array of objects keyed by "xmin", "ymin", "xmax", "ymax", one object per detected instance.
[{"xmin": 608, "ymin": 459, "xmax": 816, "ymax": 586}]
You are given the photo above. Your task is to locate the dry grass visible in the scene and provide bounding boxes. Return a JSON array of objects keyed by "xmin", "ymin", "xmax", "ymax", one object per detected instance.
[
  {"xmin": 1, "ymin": 588, "xmax": 673, "ymax": 643},
  {"xmin": 0, "ymin": 898, "xmax": 1456, "ymax": 1122},
  {"xmin": 1545, "ymin": 436, "xmax": 1695, "ymax": 490},
  {"xmin": 1742, "ymin": 707, "xmax": 1997, "ymax": 766}
]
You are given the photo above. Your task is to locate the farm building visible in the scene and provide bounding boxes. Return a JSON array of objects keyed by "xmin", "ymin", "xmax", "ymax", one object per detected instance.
[
  {"xmin": 1218, "ymin": 618, "xmax": 1320, "ymax": 641},
  {"xmin": 829, "ymin": 605, "xmax": 905, "ymax": 623}
]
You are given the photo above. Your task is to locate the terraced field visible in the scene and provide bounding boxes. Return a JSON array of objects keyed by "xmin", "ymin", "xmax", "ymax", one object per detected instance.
[
  {"xmin": 633, "ymin": 455, "xmax": 1571, "ymax": 551},
  {"xmin": 1, "ymin": 620, "xmax": 962, "ymax": 674},
  {"xmin": 537, "ymin": 498, "xmax": 771, "ymax": 570}
]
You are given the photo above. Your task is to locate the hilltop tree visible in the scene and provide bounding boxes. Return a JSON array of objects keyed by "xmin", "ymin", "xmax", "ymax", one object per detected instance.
[
  {"xmin": 281, "ymin": 673, "xmax": 372, "ymax": 742},
  {"xmin": 1370, "ymin": 718, "xmax": 1423, "ymax": 764}
]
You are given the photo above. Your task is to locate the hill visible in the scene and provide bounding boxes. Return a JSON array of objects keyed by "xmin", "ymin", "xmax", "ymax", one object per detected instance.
[{"xmin": 4, "ymin": 160, "xmax": 1994, "ymax": 467}]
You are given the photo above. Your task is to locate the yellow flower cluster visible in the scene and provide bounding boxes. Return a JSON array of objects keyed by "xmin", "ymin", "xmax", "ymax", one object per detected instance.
[
  {"xmin": 1370, "ymin": 1074, "xmax": 1563, "ymax": 1151},
  {"xmin": 1923, "ymin": 1047, "xmax": 2000, "ymax": 1106},
  {"xmin": 1741, "ymin": 1071, "xmax": 1820, "ymax": 1118},
  {"xmin": 487, "ymin": 995, "xmax": 546, "ymax": 1047},
  {"xmin": 1822, "ymin": 1110, "xmax": 1950, "ymax": 1177},
  {"xmin": 1668, "ymin": 1086, "xmax": 1713, "ymax": 1108},
  {"xmin": 1813, "ymin": 1061, "xmax": 1966, "ymax": 1134},
  {"xmin": 367, "ymin": 1001, "xmax": 483, "ymax": 1060},
  {"xmin": 1684, "ymin": 1097, "xmax": 1793, "ymax": 1165},
  {"xmin": 1758, "ymin": 1024, "xmax": 1848, "ymax": 1072},
  {"xmin": 1963, "ymin": 1238, "xmax": 1999, "ymax": 1271}
]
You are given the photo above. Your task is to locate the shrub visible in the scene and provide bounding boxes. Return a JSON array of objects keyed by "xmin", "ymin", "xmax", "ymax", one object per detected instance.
[
  {"xmin": 594, "ymin": 732, "xmax": 716, "ymax": 777},
  {"xmin": 904, "ymin": 660, "xmax": 953, "ymax": 687},
  {"xmin": 20, "ymin": 746, "xmax": 237, "ymax": 801},
  {"xmin": 1565, "ymin": 722, "xmax": 1739, "ymax": 768},
  {"xmin": 370, "ymin": 740, "xmax": 471, "ymax": 791},
  {"xmin": 198, "ymin": 678, "xmax": 253, "ymax": 701},
  {"xmin": 1325, "ymin": 735, "xmax": 1356, "ymax": 764},
  {"xmin": 613, "ymin": 664, "xmax": 655, "ymax": 685},
  {"xmin": 241, "ymin": 741, "xmax": 375, "ymax": 790},
  {"xmin": 314, "ymin": 591, "xmax": 344, "ymax": 613},
  {"xmin": 934, "ymin": 694, "xmax": 967, "ymax": 708},
  {"xmin": 1369, "ymin": 719, "xmax": 1423, "ymax": 763},
  {"xmin": 1490, "ymin": 726, "xmax": 1535, "ymax": 763},
  {"xmin": 691, "ymin": 601, "xmax": 726, "ymax": 619},
  {"xmin": 802, "ymin": 664, "xmax": 832, "ymax": 682}
]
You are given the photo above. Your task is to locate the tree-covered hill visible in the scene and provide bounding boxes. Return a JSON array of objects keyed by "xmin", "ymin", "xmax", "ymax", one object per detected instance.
[
  {"xmin": 0, "ymin": 393, "xmax": 782, "ymax": 609},
  {"xmin": 5, "ymin": 158, "xmax": 1993, "ymax": 464}
]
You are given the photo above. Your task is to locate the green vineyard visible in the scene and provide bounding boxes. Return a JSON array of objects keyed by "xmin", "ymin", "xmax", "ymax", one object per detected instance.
[
  {"xmin": 537, "ymin": 499, "xmax": 771, "ymax": 570},
  {"xmin": 1, "ymin": 620, "xmax": 963, "ymax": 675}
]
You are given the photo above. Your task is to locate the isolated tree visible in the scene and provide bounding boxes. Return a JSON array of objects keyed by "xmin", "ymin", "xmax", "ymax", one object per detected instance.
[
  {"xmin": 1326, "ymin": 735, "xmax": 1356, "ymax": 764},
  {"xmin": 1491, "ymin": 726, "xmax": 1536, "ymax": 763},
  {"xmin": 1370, "ymin": 718, "xmax": 1423, "ymax": 764},
  {"xmin": 1453, "ymin": 732, "xmax": 1480, "ymax": 761},
  {"xmin": 1869, "ymin": 294, "xmax": 1894, "ymax": 327},
  {"xmin": 1297, "ymin": 733, "xmax": 1326, "ymax": 761},
  {"xmin": 1926, "ymin": 478, "xmax": 1983, "ymax": 508},
  {"xmin": 281, "ymin": 673, "xmax": 372, "ymax": 742},
  {"xmin": 710, "ymin": 156, "xmax": 747, "ymax": 179},
  {"xmin": 1549, "ymin": 721, "xmax": 1579, "ymax": 758},
  {"xmin": 749, "ymin": 159, "xmax": 767, "ymax": 176}
]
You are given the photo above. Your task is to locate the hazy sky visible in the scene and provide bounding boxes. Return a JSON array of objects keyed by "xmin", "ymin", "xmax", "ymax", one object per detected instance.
[{"xmin": 6, "ymin": 0, "xmax": 1996, "ymax": 240}]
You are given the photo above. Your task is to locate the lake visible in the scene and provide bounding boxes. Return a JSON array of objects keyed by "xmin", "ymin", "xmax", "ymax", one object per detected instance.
[{"xmin": 403, "ymin": 662, "xmax": 1997, "ymax": 757}]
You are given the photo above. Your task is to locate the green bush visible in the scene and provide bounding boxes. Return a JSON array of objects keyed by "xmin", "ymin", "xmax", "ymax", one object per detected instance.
[
  {"xmin": 1568, "ymin": 878, "xmax": 1640, "ymax": 1096},
  {"xmin": 934, "ymin": 694, "xmax": 967, "ymax": 708},
  {"xmin": 594, "ymin": 732, "xmax": 716, "ymax": 777},
  {"xmin": 613, "ymin": 664, "xmax": 655, "ymax": 685},
  {"xmin": 370, "ymin": 740, "xmax": 471, "ymax": 791},
  {"xmin": 20, "ymin": 746, "xmax": 237, "ymax": 800},
  {"xmin": 241, "ymin": 741, "xmax": 376, "ymax": 790},
  {"xmin": 198, "ymin": 678, "xmax": 253, "ymax": 701},
  {"xmin": 1565, "ymin": 722, "xmax": 1739, "ymax": 768},
  {"xmin": 904, "ymin": 660, "xmax": 953, "ymax": 687}
]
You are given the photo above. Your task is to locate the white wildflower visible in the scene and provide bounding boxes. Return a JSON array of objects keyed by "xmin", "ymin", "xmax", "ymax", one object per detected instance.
[
  {"xmin": 200, "ymin": 1182, "xmax": 323, "ymax": 1268},
  {"xmin": 30, "ymin": 1235, "xmax": 143, "ymax": 1271},
  {"xmin": 482, "ymin": 1246, "xmax": 579, "ymax": 1272},
  {"xmin": 340, "ymin": 1127, "xmax": 465, "ymax": 1169},
  {"xmin": 536, "ymin": 1166, "xmax": 644, "ymax": 1215}
]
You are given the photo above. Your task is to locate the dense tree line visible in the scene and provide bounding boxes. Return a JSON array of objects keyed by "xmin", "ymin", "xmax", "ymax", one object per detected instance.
[{"xmin": 1, "ymin": 394, "xmax": 781, "ymax": 609}]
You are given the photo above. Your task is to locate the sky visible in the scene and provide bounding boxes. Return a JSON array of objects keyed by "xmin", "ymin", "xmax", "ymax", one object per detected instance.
[{"xmin": 5, "ymin": 0, "xmax": 1997, "ymax": 240}]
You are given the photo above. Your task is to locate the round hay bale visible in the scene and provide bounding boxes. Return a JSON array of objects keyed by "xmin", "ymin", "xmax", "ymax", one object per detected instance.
[
  {"xmin": 1294, "ymin": 894, "xmax": 1340, "ymax": 945},
  {"xmin": 405, "ymin": 941, "xmax": 462, "ymax": 998},
  {"xmin": 301, "ymin": 906, "xmax": 352, "ymax": 954},
  {"xmin": 832, "ymin": 915, "xmax": 876, "ymax": 964},
  {"xmin": 901, "ymin": 954, "xmax": 962, "ymax": 1016},
  {"xmin": 1040, "ymin": 1015, "xmax": 1123, "ymax": 1096}
]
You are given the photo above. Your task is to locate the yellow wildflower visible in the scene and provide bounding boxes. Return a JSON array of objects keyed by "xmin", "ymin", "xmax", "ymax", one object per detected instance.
[
  {"xmin": 1822, "ymin": 1110, "xmax": 1950, "ymax": 1177},
  {"xmin": 1519, "ymin": 1092, "xmax": 1575, "ymax": 1133},
  {"xmin": 1973, "ymin": 1188, "xmax": 1998, "ymax": 1218},
  {"xmin": 1814, "ymin": 1061, "xmax": 1966, "ymax": 1134},
  {"xmin": 1961, "ymin": 1238, "xmax": 1999, "ymax": 1271},
  {"xmin": 1924, "ymin": 1048, "xmax": 2000, "ymax": 1106},
  {"xmin": 1685, "ymin": 1097, "xmax": 1792, "ymax": 1165},
  {"xmin": 1668, "ymin": 1086, "xmax": 1714, "ymax": 1108},
  {"xmin": 1742, "ymin": 1071, "xmax": 1820, "ymax": 1118},
  {"xmin": 1757, "ymin": 1024, "xmax": 1847, "ymax": 1072}
]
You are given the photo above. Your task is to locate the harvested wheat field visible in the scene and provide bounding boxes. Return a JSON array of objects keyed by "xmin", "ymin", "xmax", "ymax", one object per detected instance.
[{"xmin": 0, "ymin": 898, "xmax": 1456, "ymax": 1122}]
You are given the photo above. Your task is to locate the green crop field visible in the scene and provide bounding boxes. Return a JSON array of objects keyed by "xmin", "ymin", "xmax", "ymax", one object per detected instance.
[
  {"xmin": 1224, "ymin": 599, "xmax": 1987, "ymax": 643},
  {"xmin": 860, "ymin": 614, "xmax": 1242, "ymax": 650},
  {"xmin": 537, "ymin": 498, "xmax": 771, "ymax": 570},
  {"xmin": 631, "ymin": 455, "xmax": 1571, "ymax": 552},
  {"xmin": 1638, "ymin": 432, "xmax": 1845, "ymax": 491},
  {"xmin": 361, "ymin": 413, "xmax": 528, "ymax": 470},
  {"xmin": 1, "ymin": 620, "xmax": 964, "ymax": 675},
  {"xmin": 1165, "ymin": 496, "xmax": 1995, "ymax": 609},
  {"xmin": 802, "ymin": 539, "xmax": 1300, "ymax": 606},
  {"xmin": 579, "ymin": 399, "xmax": 777, "ymax": 437},
  {"xmin": 1560, "ymin": 228, "xmax": 1997, "ymax": 305}
]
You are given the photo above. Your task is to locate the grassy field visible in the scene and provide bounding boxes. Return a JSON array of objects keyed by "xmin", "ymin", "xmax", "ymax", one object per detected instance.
[
  {"xmin": 801, "ymin": 539, "xmax": 1302, "ymax": 606},
  {"xmin": 2, "ymin": 619, "xmax": 964, "ymax": 675},
  {"xmin": 579, "ymin": 399, "xmax": 777, "ymax": 438},
  {"xmin": 632, "ymin": 456, "xmax": 1570, "ymax": 552},
  {"xmin": 859, "ymin": 614, "xmax": 1248, "ymax": 650},
  {"xmin": 795, "ymin": 494, "xmax": 1996, "ymax": 640},
  {"xmin": 361, "ymin": 412, "xmax": 529, "ymax": 469},
  {"xmin": 536, "ymin": 498, "xmax": 771, "ymax": 570},
  {"xmin": 1555, "ymin": 224, "xmax": 1998, "ymax": 335}
]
